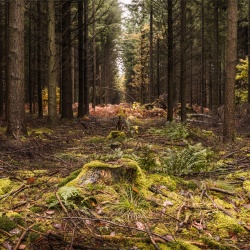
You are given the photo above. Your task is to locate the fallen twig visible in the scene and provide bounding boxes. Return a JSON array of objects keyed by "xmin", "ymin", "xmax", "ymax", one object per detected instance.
[{"xmin": 14, "ymin": 223, "xmax": 35, "ymax": 250}]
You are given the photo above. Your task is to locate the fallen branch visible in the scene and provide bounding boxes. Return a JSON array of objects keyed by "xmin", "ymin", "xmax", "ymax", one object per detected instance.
[
  {"xmin": 0, "ymin": 183, "xmax": 26, "ymax": 202},
  {"xmin": 209, "ymin": 187, "xmax": 236, "ymax": 196},
  {"xmin": 14, "ymin": 223, "xmax": 35, "ymax": 250},
  {"xmin": 64, "ymin": 217, "xmax": 173, "ymax": 243}
]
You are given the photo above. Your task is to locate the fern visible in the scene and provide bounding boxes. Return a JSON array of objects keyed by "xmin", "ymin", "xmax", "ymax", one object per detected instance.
[
  {"xmin": 163, "ymin": 143, "xmax": 213, "ymax": 175},
  {"xmin": 50, "ymin": 186, "xmax": 82, "ymax": 209},
  {"xmin": 148, "ymin": 121, "xmax": 189, "ymax": 140}
]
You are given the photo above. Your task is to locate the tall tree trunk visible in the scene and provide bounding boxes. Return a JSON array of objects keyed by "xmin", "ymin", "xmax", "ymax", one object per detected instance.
[
  {"xmin": 201, "ymin": 0, "xmax": 206, "ymax": 110},
  {"xmin": 78, "ymin": 0, "xmax": 84, "ymax": 117},
  {"xmin": 47, "ymin": 0, "xmax": 57, "ymax": 124},
  {"xmin": 149, "ymin": 0, "xmax": 153, "ymax": 102},
  {"xmin": 83, "ymin": 0, "xmax": 89, "ymax": 115},
  {"xmin": 248, "ymin": 0, "xmax": 250, "ymax": 103},
  {"xmin": 6, "ymin": 0, "xmax": 27, "ymax": 138},
  {"xmin": 5, "ymin": 1, "xmax": 9, "ymax": 120},
  {"xmin": 156, "ymin": 37, "xmax": 160, "ymax": 97},
  {"xmin": 0, "ymin": 3, "xmax": 4, "ymax": 117},
  {"xmin": 37, "ymin": 0, "xmax": 43, "ymax": 117},
  {"xmin": 61, "ymin": 0, "xmax": 73, "ymax": 119},
  {"xmin": 92, "ymin": 0, "xmax": 96, "ymax": 109},
  {"xmin": 29, "ymin": 1, "xmax": 33, "ymax": 115},
  {"xmin": 224, "ymin": 0, "xmax": 237, "ymax": 142},
  {"xmin": 213, "ymin": 0, "xmax": 219, "ymax": 110},
  {"xmin": 167, "ymin": 0, "xmax": 174, "ymax": 122},
  {"xmin": 180, "ymin": 0, "xmax": 187, "ymax": 122}
]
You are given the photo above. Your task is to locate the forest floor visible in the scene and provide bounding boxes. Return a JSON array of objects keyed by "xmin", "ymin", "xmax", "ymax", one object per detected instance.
[{"xmin": 0, "ymin": 103, "xmax": 250, "ymax": 250}]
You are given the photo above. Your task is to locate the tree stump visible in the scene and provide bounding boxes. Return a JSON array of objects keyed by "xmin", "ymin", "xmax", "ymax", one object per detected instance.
[{"xmin": 69, "ymin": 158, "xmax": 145, "ymax": 187}]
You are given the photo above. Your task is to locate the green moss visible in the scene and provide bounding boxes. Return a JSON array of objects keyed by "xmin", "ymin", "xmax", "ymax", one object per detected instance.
[
  {"xmin": 67, "ymin": 159, "xmax": 146, "ymax": 188},
  {"xmin": 146, "ymin": 174, "xmax": 177, "ymax": 191},
  {"xmin": 30, "ymin": 206, "xmax": 44, "ymax": 213},
  {"xmin": 0, "ymin": 216, "xmax": 17, "ymax": 232},
  {"xmin": 243, "ymin": 180, "xmax": 250, "ymax": 192},
  {"xmin": 86, "ymin": 136, "xmax": 106, "ymax": 143},
  {"xmin": 58, "ymin": 168, "xmax": 82, "ymax": 187},
  {"xmin": 0, "ymin": 178, "xmax": 13, "ymax": 195},
  {"xmin": 201, "ymin": 237, "xmax": 231, "ymax": 250},
  {"xmin": 107, "ymin": 130, "xmax": 126, "ymax": 141},
  {"xmin": 167, "ymin": 241, "xmax": 201, "ymax": 250},
  {"xmin": 27, "ymin": 224, "xmax": 45, "ymax": 244},
  {"xmin": 207, "ymin": 212, "xmax": 245, "ymax": 237}
]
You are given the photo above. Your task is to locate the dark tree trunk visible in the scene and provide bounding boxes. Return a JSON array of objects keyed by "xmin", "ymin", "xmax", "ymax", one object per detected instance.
[
  {"xmin": 0, "ymin": 2, "xmax": 4, "ymax": 117},
  {"xmin": 29, "ymin": 1, "xmax": 33, "ymax": 115},
  {"xmin": 149, "ymin": 0, "xmax": 153, "ymax": 102},
  {"xmin": 213, "ymin": 0, "xmax": 219, "ymax": 110},
  {"xmin": 78, "ymin": 1, "xmax": 84, "ymax": 117},
  {"xmin": 167, "ymin": 0, "xmax": 174, "ymax": 122},
  {"xmin": 37, "ymin": 0, "xmax": 43, "ymax": 117},
  {"xmin": 5, "ymin": 1, "xmax": 9, "ymax": 120},
  {"xmin": 92, "ymin": 0, "xmax": 96, "ymax": 109},
  {"xmin": 6, "ymin": 0, "xmax": 27, "ymax": 138},
  {"xmin": 61, "ymin": 0, "xmax": 73, "ymax": 119},
  {"xmin": 223, "ymin": 0, "xmax": 237, "ymax": 142},
  {"xmin": 180, "ymin": 0, "xmax": 187, "ymax": 122},
  {"xmin": 248, "ymin": 0, "xmax": 250, "ymax": 103},
  {"xmin": 83, "ymin": 0, "xmax": 89, "ymax": 115},
  {"xmin": 201, "ymin": 0, "xmax": 206, "ymax": 110}
]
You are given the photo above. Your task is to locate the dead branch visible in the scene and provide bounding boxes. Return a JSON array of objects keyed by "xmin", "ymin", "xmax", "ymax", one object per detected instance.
[
  {"xmin": 175, "ymin": 202, "xmax": 186, "ymax": 232},
  {"xmin": 14, "ymin": 223, "xmax": 35, "ymax": 250},
  {"xmin": 64, "ymin": 216, "xmax": 173, "ymax": 243},
  {"xmin": 0, "ymin": 183, "xmax": 26, "ymax": 202},
  {"xmin": 209, "ymin": 187, "xmax": 236, "ymax": 196}
]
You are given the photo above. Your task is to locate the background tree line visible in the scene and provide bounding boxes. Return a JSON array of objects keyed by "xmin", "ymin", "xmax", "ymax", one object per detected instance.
[{"xmin": 0, "ymin": 0, "xmax": 246, "ymax": 142}]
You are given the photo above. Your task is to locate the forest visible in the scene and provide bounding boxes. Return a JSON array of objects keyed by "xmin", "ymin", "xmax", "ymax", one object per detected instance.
[{"xmin": 0, "ymin": 0, "xmax": 250, "ymax": 249}]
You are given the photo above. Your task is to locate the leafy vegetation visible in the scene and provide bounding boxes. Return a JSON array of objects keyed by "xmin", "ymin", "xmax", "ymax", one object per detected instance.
[{"xmin": 162, "ymin": 143, "xmax": 213, "ymax": 175}]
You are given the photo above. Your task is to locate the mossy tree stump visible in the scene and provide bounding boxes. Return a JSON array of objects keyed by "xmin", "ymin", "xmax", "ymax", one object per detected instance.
[{"xmin": 68, "ymin": 158, "xmax": 145, "ymax": 187}]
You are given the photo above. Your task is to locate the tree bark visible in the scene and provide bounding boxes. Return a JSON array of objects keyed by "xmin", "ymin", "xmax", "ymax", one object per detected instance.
[
  {"xmin": 180, "ymin": 0, "xmax": 187, "ymax": 122},
  {"xmin": 248, "ymin": 0, "xmax": 250, "ymax": 103},
  {"xmin": 83, "ymin": 0, "xmax": 89, "ymax": 115},
  {"xmin": 223, "ymin": 0, "xmax": 237, "ymax": 142},
  {"xmin": 78, "ymin": 0, "xmax": 84, "ymax": 117},
  {"xmin": 213, "ymin": 0, "xmax": 219, "ymax": 110},
  {"xmin": 167, "ymin": 0, "xmax": 174, "ymax": 122},
  {"xmin": 61, "ymin": 0, "xmax": 73, "ymax": 120},
  {"xmin": 47, "ymin": 0, "xmax": 58, "ymax": 124},
  {"xmin": 6, "ymin": 0, "xmax": 27, "ymax": 138},
  {"xmin": 37, "ymin": 0, "xmax": 43, "ymax": 117},
  {"xmin": 149, "ymin": 0, "xmax": 153, "ymax": 102}
]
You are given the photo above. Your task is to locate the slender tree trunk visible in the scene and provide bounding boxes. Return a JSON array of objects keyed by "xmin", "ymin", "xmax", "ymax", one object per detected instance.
[
  {"xmin": 0, "ymin": 3, "xmax": 4, "ymax": 117},
  {"xmin": 61, "ymin": 0, "xmax": 73, "ymax": 119},
  {"xmin": 224, "ymin": 0, "xmax": 237, "ymax": 142},
  {"xmin": 167, "ymin": 0, "xmax": 174, "ymax": 122},
  {"xmin": 47, "ymin": 0, "xmax": 57, "ymax": 124},
  {"xmin": 180, "ymin": 0, "xmax": 187, "ymax": 122},
  {"xmin": 156, "ymin": 37, "xmax": 160, "ymax": 97},
  {"xmin": 149, "ymin": 0, "xmax": 153, "ymax": 102},
  {"xmin": 201, "ymin": 0, "xmax": 206, "ymax": 110},
  {"xmin": 6, "ymin": 0, "xmax": 27, "ymax": 138},
  {"xmin": 37, "ymin": 0, "xmax": 43, "ymax": 117},
  {"xmin": 29, "ymin": 1, "xmax": 33, "ymax": 115},
  {"xmin": 78, "ymin": 0, "xmax": 84, "ymax": 117},
  {"xmin": 248, "ymin": 0, "xmax": 250, "ymax": 103},
  {"xmin": 5, "ymin": 1, "xmax": 9, "ymax": 120},
  {"xmin": 83, "ymin": 0, "xmax": 89, "ymax": 115},
  {"xmin": 92, "ymin": 0, "xmax": 96, "ymax": 109},
  {"xmin": 213, "ymin": 0, "xmax": 219, "ymax": 110}
]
